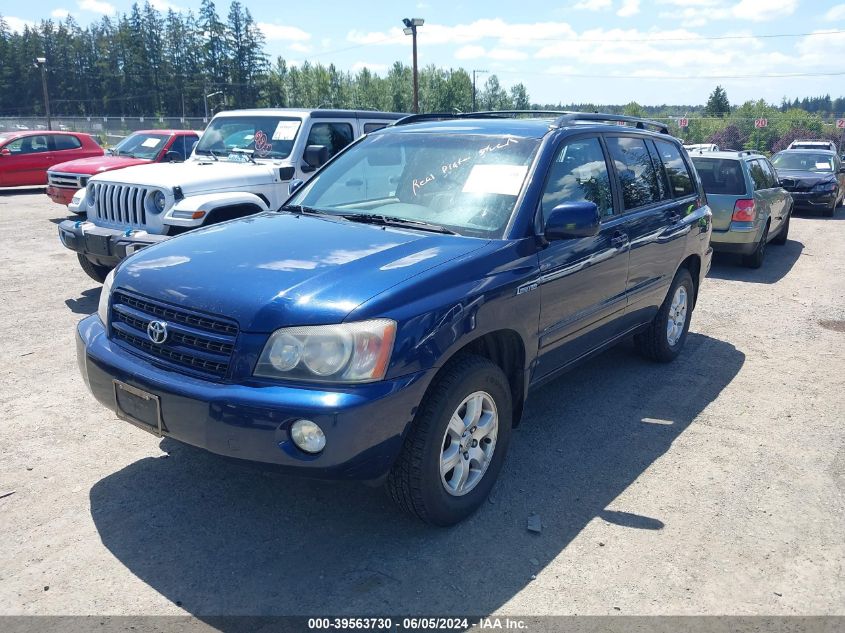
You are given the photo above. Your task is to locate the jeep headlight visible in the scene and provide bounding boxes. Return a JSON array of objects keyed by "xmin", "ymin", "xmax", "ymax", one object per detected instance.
[
  {"xmin": 254, "ymin": 319, "xmax": 396, "ymax": 383},
  {"xmin": 149, "ymin": 190, "xmax": 166, "ymax": 213},
  {"xmin": 86, "ymin": 182, "xmax": 97, "ymax": 203},
  {"xmin": 98, "ymin": 269, "xmax": 115, "ymax": 327}
]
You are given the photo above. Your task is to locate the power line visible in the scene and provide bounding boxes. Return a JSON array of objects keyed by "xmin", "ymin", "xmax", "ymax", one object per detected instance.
[{"xmin": 492, "ymin": 70, "xmax": 845, "ymax": 80}]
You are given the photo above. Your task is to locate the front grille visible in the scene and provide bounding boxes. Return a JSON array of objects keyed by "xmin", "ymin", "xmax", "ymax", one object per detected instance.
[
  {"xmin": 48, "ymin": 172, "xmax": 87, "ymax": 188},
  {"xmin": 110, "ymin": 290, "xmax": 239, "ymax": 379},
  {"xmin": 90, "ymin": 182, "xmax": 148, "ymax": 227}
]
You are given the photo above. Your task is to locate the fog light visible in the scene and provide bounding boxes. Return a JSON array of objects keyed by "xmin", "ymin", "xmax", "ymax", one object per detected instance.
[{"xmin": 290, "ymin": 419, "xmax": 326, "ymax": 454}]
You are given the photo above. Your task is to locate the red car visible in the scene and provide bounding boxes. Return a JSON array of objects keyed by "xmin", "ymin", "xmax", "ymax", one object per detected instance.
[
  {"xmin": 0, "ymin": 131, "xmax": 103, "ymax": 188},
  {"xmin": 46, "ymin": 129, "xmax": 200, "ymax": 206}
]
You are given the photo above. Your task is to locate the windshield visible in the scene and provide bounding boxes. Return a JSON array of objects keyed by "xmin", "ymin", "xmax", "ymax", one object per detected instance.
[
  {"xmin": 771, "ymin": 152, "xmax": 835, "ymax": 172},
  {"xmin": 195, "ymin": 116, "xmax": 301, "ymax": 160},
  {"xmin": 112, "ymin": 132, "xmax": 170, "ymax": 159},
  {"xmin": 287, "ymin": 132, "xmax": 541, "ymax": 238},
  {"xmin": 691, "ymin": 158, "xmax": 747, "ymax": 195}
]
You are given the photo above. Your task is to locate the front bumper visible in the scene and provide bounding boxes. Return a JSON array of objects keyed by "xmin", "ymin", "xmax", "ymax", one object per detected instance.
[
  {"xmin": 46, "ymin": 185, "xmax": 75, "ymax": 206},
  {"xmin": 786, "ymin": 190, "xmax": 836, "ymax": 211},
  {"xmin": 76, "ymin": 315, "xmax": 430, "ymax": 480},
  {"xmin": 58, "ymin": 220, "xmax": 170, "ymax": 266}
]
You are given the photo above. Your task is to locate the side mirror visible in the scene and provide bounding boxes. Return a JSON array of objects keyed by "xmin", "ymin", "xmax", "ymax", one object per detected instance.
[
  {"xmin": 302, "ymin": 144, "xmax": 329, "ymax": 172},
  {"xmin": 838, "ymin": 166, "xmax": 845, "ymax": 174},
  {"xmin": 0, "ymin": 148, "xmax": 10, "ymax": 157},
  {"xmin": 164, "ymin": 151, "xmax": 183, "ymax": 163},
  {"xmin": 288, "ymin": 179, "xmax": 305, "ymax": 195},
  {"xmin": 105, "ymin": 148, "xmax": 115, "ymax": 156},
  {"xmin": 544, "ymin": 201, "xmax": 600, "ymax": 240}
]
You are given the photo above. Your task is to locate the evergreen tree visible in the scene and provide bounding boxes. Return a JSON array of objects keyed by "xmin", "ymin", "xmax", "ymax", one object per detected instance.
[{"xmin": 704, "ymin": 85, "xmax": 730, "ymax": 118}]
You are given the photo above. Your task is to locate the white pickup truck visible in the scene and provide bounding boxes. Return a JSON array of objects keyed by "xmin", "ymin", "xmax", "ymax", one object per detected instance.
[{"xmin": 58, "ymin": 108, "xmax": 404, "ymax": 281}]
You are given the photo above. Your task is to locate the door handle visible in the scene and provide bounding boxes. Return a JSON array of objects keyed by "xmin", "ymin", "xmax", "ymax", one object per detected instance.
[
  {"xmin": 668, "ymin": 212, "xmax": 682, "ymax": 224},
  {"xmin": 610, "ymin": 232, "xmax": 628, "ymax": 247}
]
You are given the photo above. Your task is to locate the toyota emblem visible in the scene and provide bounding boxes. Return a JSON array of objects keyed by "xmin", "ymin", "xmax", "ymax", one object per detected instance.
[{"xmin": 146, "ymin": 320, "xmax": 168, "ymax": 345}]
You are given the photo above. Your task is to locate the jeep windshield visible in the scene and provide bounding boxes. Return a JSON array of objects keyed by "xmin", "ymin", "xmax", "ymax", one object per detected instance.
[
  {"xmin": 285, "ymin": 132, "xmax": 540, "ymax": 238},
  {"xmin": 111, "ymin": 132, "xmax": 171, "ymax": 159},
  {"xmin": 195, "ymin": 116, "xmax": 301, "ymax": 160},
  {"xmin": 771, "ymin": 152, "xmax": 835, "ymax": 173}
]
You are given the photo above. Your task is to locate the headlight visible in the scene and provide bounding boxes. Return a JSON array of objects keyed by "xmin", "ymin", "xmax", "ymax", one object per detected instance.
[
  {"xmin": 98, "ymin": 269, "xmax": 115, "ymax": 327},
  {"xmin": 254, "ymin": 319, "xmax": 396, "ymax": 383},
  {"xmin": 150, "ymin": 190, "xmax": 166, "ymax": 213},
  {"xmin": 814, "ymin": 181, "xmax": 837, "ymax": 192},
  {"xmin": 86, "ymin": 182, "xmax": 97, "ymax": 203}
]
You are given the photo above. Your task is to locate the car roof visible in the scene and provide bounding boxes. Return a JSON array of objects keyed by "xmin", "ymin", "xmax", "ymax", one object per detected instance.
[
  {"xmin": 212, "ymin": 108, "xmax": 405, "ymax": 120},
  {"xmin": 774, "ymin": 148, "xmax": 836, "ymax": 155},
  {"xmin": 0, "ymin": 130, "xmax": 95, "ymax": 142},
  {"xmin": 374, "ymin": 116, "xmax": 677, "ymax": 141},
  {"xmin": 689, "ymin": 150, "xmax": 764, "ymax": 161},
  {"xmin": 131, "ymin": 129, "xmax": 200, "ymax": 135}
]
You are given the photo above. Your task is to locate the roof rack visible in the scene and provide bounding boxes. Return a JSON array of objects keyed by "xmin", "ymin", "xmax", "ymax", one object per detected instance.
[
  {"xmin": 737, "ymin": 150, "xmax": 763, "ymax": 156},
  {"xmin": 392, "ymin": 110, "xmax": 670, "ymax": 135}
]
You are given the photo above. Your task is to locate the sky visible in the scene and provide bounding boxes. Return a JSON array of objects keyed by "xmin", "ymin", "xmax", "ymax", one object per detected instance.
[{"xmin": 4, "ymin": 0, "xmax": 845, "ymax": 107}]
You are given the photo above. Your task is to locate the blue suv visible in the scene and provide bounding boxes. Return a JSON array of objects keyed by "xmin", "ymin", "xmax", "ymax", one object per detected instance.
[{"xmin": 77, "ymin": 112, "xmax": 713, "ymax": 525}]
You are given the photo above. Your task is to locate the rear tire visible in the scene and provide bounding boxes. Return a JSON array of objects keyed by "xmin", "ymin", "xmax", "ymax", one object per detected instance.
[
  {"xmin": 77, "ymin": 253, "xmax": 113, "ymax": 283},
  {"xmin": 742, "ymin": 224, "xmax": 768, "ymax": 268},
  {"xmin": 386, "ymin": 354, "xmax": 512, "ymax": 526},
  {"xmin": 771, "ymin": 213, "xmax": 790, "ymax": 245},
  {"xmin": 635, "ymin": 268, "xmax": 694, "ymax": 363}
]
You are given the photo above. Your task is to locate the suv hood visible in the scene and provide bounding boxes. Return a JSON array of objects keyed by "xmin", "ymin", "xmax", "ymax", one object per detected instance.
[
  {"xmin": 89, "ymin": 159, "xmax": 283, "ymax": 193},
  {"xmin": 50, "ymin": 155, "xmax": 151, "ymax": 175},
  {"xmin": 116, "ymin": 212, "xmax": 488, "ymax": 332},
  {"xmin": 777, "ymin": 169, "xmax": 837, "ymax": 190}
]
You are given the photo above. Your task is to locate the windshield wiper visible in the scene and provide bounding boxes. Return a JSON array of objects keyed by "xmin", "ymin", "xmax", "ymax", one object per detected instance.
[
  {"xmin": 279, "ymin": 204, "xmax": 335, "ymax": 216},
  {"xmin": 338, "ymin": 213, "xmax": 457, "ymax": 235}
]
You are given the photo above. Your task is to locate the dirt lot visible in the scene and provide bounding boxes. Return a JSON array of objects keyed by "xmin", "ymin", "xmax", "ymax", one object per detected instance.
[{"xmin": 0, "ymin": 190, "xmax": 843, "ymax": 618}]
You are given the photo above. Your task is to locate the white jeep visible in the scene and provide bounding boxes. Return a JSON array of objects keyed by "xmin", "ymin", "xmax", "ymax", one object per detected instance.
[{"xmin": 58, "ymin": 108, "xmax": 404, "ymax": 281}]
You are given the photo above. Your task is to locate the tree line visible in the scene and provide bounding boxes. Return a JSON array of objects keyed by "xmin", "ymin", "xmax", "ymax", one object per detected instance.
[{"xmin": 0, "ymin": 1, "xmax": 529, "ymax": 117}]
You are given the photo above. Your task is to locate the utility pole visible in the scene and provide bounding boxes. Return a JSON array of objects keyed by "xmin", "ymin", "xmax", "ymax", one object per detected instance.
[
  {"xmin": 472, "ymin": 69, "xmax": 488, "ymax": 112},
  {"xmin": 402, "ymin": 18, "xmax": 424, "ymax": 114},
  {"xmin": 35, "ymin": 57, "xmax": 51, "ymax": 130}
]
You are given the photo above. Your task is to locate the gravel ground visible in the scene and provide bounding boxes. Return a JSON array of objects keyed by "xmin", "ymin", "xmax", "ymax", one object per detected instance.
[{"xmin": 0, "ymin": 190, "xmax": 843, "ymax": 618}]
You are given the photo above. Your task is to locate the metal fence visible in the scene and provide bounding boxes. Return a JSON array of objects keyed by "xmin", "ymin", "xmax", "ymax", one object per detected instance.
[{"xmin": 0, "ymin": 116, "xmax": 207, "ymax": 145}]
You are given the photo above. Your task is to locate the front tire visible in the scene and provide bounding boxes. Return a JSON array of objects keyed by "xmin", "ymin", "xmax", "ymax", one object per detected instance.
[
  {"xmin": 823, "ymin": 198, "xmax": 836, "ymax": 217},
  {"xmin": 77, "ymin": 253, "xmax": 113, "ymax": 283},
  {"xmin": 386, "ymin": 355, "xmax": 512, "ymax": 526},
  {"xmin": 635, "ymin": 268, "xmax": 694, "ymax": 363}
]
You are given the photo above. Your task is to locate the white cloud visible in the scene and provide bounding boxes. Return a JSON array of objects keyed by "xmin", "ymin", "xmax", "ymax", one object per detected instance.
[
  {"xmin": 258, "ymin": 23, "xmax": 311, "ymax": 42},
  {"xmin": 455, "ymin": 45, "xmax": 528, "ymax": 60},
  {"xmin": 617, "ymin": 0, "xmax": 641, "ymax": 16},
  {"xmin": 731, "ymin": 0, "xmax": 796, "ymax": 21},
  {"xmin": 77, "ymin": 0, "xmax": 115, "ymax": 15},
  {"xmin": 4, "ymin": 16, "xmax": 35, "ymax": 32},
  {"xmin": 348, "ymin": 19, "xmax": 577, "ymax": 48},
  {"xmin": 148, "ymin": 0, "xmax": 183, "ymax": 11},
  {"xmin": 455, "ymin": 45, "xmax": 486, "ymax": 59},
  {"xmin": 350, "ymin": 61, "xmax": 389, "ymax": 74},
  {"xmin": 288, "ymin": 42, "xmax": 311, "ymax": 53},
  {"xmin": 573, "ymin": 0, "xmax": 612, "ymax": 9},
  {"xmin": 825, "ymin": 4, "xmax": 845, "ymax": 20},
  {"xmin": 51, "ymin": 8, "xmax": 70, "ymax": 18}
]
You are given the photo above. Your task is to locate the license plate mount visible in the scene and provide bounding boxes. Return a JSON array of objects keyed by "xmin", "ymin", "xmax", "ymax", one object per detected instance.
[
  {"xmin": 113, "ymin": 380, "xmax": 164, "ymax": 436},
  {"xmin": 85, "ymin": 233, "xmax": 111, "ymax": 257}
]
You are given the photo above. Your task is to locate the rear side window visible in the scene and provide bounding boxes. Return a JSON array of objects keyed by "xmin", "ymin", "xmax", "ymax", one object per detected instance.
[
  {"xmin": 759, "ymin": 159, "xmax": 779, "ymax": 188},
  {"xmin": 363, "ymin": 122, "xmax": 389, "ymax": 133},
  {"xmin": 306, "ymin": 122, "xmax": 354, "ymax": 160},
  {"xmin": 542, "ymin": 136, "xmax": 614, "ymax": 218},
  {"xmin": 653, "ymin": 140, "xmax": 695, "ymax": 197},
  {"xmin": 605, "ymin": 136, "xmax": 661, "ymax": 210},
  {"xmin": 690, "ymin": 158, "xmax": 747, "ymax": 195},
  {"xmin": 749, "ymin": 160, "xmax": 770, "ymax": 191},
  {"xmin": 53, "ymin": 134, "xmax": 83, "ymax": 151}
]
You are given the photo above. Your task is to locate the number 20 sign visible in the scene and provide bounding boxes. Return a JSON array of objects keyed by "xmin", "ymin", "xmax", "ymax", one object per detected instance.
[{"xmin": 755, "ymin": 118, "xmax": 768, "ymax": 128}]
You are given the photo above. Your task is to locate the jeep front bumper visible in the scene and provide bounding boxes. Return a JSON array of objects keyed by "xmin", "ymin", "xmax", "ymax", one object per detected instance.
[{"xmin": 58, "ymin": 220, "xmax": 171, "ymax": 266}]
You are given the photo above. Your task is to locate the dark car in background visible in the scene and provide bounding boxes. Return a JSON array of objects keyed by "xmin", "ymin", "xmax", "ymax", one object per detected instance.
[
  {"xmin": 691, "ymin": 150, "xmax": 792, "ymax": 268},
  {"xmin": 771, "ymin": 149, "xmax": 845, "ymax": 217}
]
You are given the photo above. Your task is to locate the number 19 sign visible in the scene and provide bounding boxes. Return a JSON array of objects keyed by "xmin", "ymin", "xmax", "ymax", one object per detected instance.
[
  {"xmin": 755, "ymin": 118, "xmax": 768, "ymax": 128},
  {"xmin": 678, "ymin": 118, "xmax": 689, "ymax": 128}
]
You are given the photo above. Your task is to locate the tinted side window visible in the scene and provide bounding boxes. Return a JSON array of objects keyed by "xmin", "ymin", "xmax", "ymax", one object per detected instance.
[
  {"xmin": 306, "ymin": 122, "xmax": 354, "ymax": 159},
  {"xmin": 646, "ymin": 139, "xmax": 671, "ymax": 201},
  {"xmin": 363, "ymin": 122, "xmax": 388, "ymax": 133},
  {"xmin": 653, "ymin": 140, "xmax": 694, "ymax": 197},
  {"xmin": 606, "ymin": 136, "xmax": 661, "ymax": 210},
  {"xmin": 53, "ymin": 134, "xmax": 82, "ymax": 151},
  {"xmin": 759, "ymin": 159, "xmax": 779, "ymax": 188},
  {"xmin": 541, "ymin": 136, "xmax": 614, "ymax": 219},
  {"xmin": 749, "ymin": 160, "xmax": 769, "ymax": 191},
  {"xmin": 7, "ymin": 135, "xmax": 50, "ymax": 154}
]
